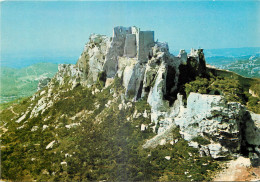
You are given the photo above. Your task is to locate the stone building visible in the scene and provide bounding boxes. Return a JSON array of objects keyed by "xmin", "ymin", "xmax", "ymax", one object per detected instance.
[
  {"xmin": 113, "ymin": 26, "xmax": 155, "ymax": 61},
  {"xmin": 104, "ymin": 26, "xmax": 155, "ymax": 78}
]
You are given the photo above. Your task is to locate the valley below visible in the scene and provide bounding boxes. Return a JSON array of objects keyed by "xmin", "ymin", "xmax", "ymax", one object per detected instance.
[{"xmin": 0, "ymin": 63, "xmax": 58, "ymax": 105}]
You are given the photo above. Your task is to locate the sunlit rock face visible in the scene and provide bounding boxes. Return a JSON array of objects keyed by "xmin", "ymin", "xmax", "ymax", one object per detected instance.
[
  {"xmin": 76, "ymin": 34, "xmax": 109, "ymax": 86},
  {"xmin": 49, "ymin": 26, "xmax": 259, "ymax": 160},
  {"xmin": 174, "ymin": 93, "xmax": 244, "ymax": 158},
  {"xmin": 54, "ymin": 26, "xmax": 209, "ymax": 135}
]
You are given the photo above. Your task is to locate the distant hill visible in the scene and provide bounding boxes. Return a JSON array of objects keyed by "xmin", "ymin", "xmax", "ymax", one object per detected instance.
[
  {"xmin": 206, "ymin": 56, "xmax": 260, "ymax": 78},
  {"xmin": 0, "ymin": 63, "xmax": 58, "ymax": 103},
  {"xmin": 204, "ymin": 47, "xmax": 260, "ymax": 58},
  {"xmin": 170, "ymin": 47, "xmax": 260, "ymax": 58}
]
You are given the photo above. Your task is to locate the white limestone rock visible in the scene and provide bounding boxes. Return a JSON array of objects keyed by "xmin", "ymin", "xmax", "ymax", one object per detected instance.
[
  {"xmin": 141, "ymin": 124, "xmax": 148, "ymax": 131},
  {"xmin": 30, "ymin": 96, "xmax": 53, "ymax": 118},
  {"xmin": 105, "ymin": 78, "xmax": 114, "ymax": 88},
  {"xmin": 16, "ymin": 112, "xmax": 28, "ymax": 123},
  {"xmin": 160, "ymin": 139, "xmax": 166, "ymax": 145},
  {"xmin": 188, "ymin": 141, "xmax": 199, "ymax": 148},
  {"xmin": 31, "ymin": 126, "xmax": 39, "ymax": 132},
  {"xmin": 118, "ymin": 104, "xmax": 123, "ymax": 111},
  {"xmin": 53, "ymin": 64, "xmax": 84, "ymax": 89},
  {"xmin": 208, "ymin": 143, "xmax": 228, "ymax": 159},
  {"xmin": 46, "ymin": 140, "xmax": 56, "ymax": 149},
  {"xmin": 42, "ymin": 125, "xmax": 48, "ymax": 131},
  {"xmin": 147, "ymin": 61, "xmax": 168, "ymax": 114},
  {"xmin": 123, "ymin": 61, "xmax": 146, "ymax": 99},
  {"xmin": 77, "ymin": 34, "xmax": 109, "ymax": 86},
  {"xmin": 60, "ymin": 162, "xmax": 67, "ymax": 166},
  {"xmin": 65, "ymin": 123, "xmax": 80, "ymax": 129},
  {"xmin": 174, "ymin": 93, "xmax": 252, "ymax": 158},
  {"xmin": 165, "ymin": 156, "xmax": 171, "ymax": 160},
  {"xmin": 143, "ymin": 110, "xmax": 148, "ymax": 118},
  {"xmin": 17, "ymin": 125, "xmax": 25, "ymax": 130}
]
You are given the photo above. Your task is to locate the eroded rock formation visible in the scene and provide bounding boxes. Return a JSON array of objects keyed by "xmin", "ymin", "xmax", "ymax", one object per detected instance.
[{"xmin": 49, "ymin": 26, "xmax": 260, "ymax": 161}]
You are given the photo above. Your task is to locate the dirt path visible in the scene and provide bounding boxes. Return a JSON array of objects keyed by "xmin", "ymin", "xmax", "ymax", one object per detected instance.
[{"xmin": 214, "ymin": 156, "xmax": 260, "ymax": 181}]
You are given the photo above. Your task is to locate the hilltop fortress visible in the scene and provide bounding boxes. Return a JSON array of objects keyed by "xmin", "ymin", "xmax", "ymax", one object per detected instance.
[
  {"xmin": 56, "ymin": 26, "xmax": 209, "ymax": 138},
  {"xmin": 113, "ymin": 26, "xmax": 154, "ymax": 60},
  {"xmin": 104, "ymin": 26, "xmax": 155, "ymax": 77},
  {"xmin": 75, "ymin": 26, "xmax": 204, "ymax": 88},
  {"xmin": 49, "ymin": 26, "xmax": 259, "ymax": 160}
]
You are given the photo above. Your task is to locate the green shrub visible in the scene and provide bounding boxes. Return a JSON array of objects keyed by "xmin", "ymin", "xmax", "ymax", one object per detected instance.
[{"xmin": 192, "ymin": 136, "xmax": 211, "ymax": 145}]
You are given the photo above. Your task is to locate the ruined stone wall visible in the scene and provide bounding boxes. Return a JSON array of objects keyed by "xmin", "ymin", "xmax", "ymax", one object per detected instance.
[
  {"xmin": 104, "ymin": 27, "xmax": 132, "ymax": 78},
  {"xmin": 178, "ymin": 49, "xmax": 188, "ymax": 64},
  {"xmin": 124, "ymin": 34, "xmax": 137, "ymax": 58},
  {"xmin": 138, "ymin": 31, "xmax": 155, "ymax": 62},
  {"xmin": 131, "ymin": 26, "xmax": 140, "ymax": 59},
  {"xmin": 113, "ymin": 26, "xmax": 132, "ymax": 38}
]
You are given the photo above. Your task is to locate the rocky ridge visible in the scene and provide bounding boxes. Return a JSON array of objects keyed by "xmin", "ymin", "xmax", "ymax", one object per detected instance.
[{"xmin": 35, "ymin": 26, "xmax": 260, "ymax": 163}]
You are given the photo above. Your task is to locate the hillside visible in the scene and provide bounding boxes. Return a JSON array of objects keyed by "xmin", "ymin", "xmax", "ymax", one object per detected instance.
[
  {"xmin": 206, "ymin": 55, "xmax": 260, "ymax": 78},
  {"xmin": 204, "ymin": 47, "xmax": 260, "ymax": 58},
  {"xmin": 0, "ymin": 63, "xmax": 58, "ymax": 104},
  {"xmin": 1, "ymin": 26, "xmax": 260, "ymax": 181}
]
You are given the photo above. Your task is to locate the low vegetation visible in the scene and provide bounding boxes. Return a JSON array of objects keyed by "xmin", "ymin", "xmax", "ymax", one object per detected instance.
[
  {"xmin": 1, "ymin": 76, "xmax": 220, "ymax": 181},
  {"xmin": 184, "ymin": 70, "xmax": 260, "ymax": 114}
]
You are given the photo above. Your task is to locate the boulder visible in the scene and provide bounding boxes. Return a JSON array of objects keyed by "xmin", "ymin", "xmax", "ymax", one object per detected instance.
[{"xmin": 46, "ymin": 140, "xmax": 56, "ymax": 150}]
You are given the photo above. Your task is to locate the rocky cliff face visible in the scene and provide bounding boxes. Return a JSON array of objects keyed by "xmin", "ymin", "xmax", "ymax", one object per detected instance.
[
  {"xmin": 175, "ymin": 93, "xmax": 260, "ymax": 159},
  {"xmin": 49, "ymin": 26, "xmax": 260, "ymax": 162}
]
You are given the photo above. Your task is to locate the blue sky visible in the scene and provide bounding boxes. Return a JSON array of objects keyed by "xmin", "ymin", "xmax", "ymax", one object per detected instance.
[{"xmin": 1, "ymin": 1, "xmax": 259, "ymax": 66}]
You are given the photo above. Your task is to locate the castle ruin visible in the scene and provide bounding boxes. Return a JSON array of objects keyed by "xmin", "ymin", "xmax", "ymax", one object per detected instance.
[
  {"xmin": 104, "ymin": 26, "xmax": 155, "ymax": 77},
  {"xmin": 114, "ymin": 26, "xmax": 155, "ymax": 61}
]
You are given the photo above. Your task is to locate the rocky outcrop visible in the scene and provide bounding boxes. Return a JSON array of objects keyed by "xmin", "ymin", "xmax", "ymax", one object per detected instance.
[
  {"xmin": 174, "ymin": 93, "xmax": 241, "ymax": 158},
  {"xmin": 37, "ymin": 77, "xmax": 51, "ymax": 91},
  {"xmin": 172, "ymin": 93, "xmax": 260, "ymax": 159},
  {"xmin": 76, "ymin": 34, "xmax": 109, "ymax": 86},
  {"xmin": 54, "ymin": 64, "xmax": 84, "ymax": 89},
  {"xmin": 51, "ymin": 26, "xmax": 259, "ymax": 161},
  {"xmin": 121, "ymin": 60, "xmax": 145, "ymax": 99}
]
